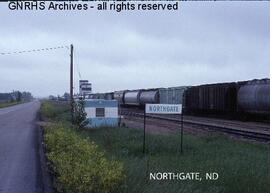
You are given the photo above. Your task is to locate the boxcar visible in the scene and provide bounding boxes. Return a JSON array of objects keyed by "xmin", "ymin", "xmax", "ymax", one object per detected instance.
[
  {"xmin": 159, "ymin": 86, "xmax": 187, "ymax": 104},
  {"xmin": 184, "ymin": 83, "xmax": 238, "ymax": 114}
]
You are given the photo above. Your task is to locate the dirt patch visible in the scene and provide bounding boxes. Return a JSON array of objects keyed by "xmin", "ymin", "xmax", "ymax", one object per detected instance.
[{"xmin": 121, "ymin": 115, "xmax": 209, "ymax": 137}]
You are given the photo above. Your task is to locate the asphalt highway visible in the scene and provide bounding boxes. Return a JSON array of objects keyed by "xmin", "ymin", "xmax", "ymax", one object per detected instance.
[{"xmin": 0, "ymin": 101, "xmax": 42, "ymax": 193}]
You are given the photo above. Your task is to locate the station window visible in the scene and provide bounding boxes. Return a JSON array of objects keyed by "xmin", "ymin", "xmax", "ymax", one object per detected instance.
[{"xmin": 96, "ymin": 108, "xmax": 105, "ymax": 117}]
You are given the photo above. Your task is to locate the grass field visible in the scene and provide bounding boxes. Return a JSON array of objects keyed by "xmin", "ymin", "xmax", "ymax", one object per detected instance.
[
  {"xmin": 82, "ymin": 127, "xmax": 270, "ymax": 193},
  {"xmin": 0, "ymin": 101, "xmax": 23, "ymax": 108},
  {"xmin": 41, "ymin": 101, "xmax": 270, "ymax": 193}
]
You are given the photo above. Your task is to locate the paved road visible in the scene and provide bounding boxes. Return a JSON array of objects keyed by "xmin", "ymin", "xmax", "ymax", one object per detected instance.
[{"xmin": 0, "ymin": 101, "xmax": 42, "ymax": 193}]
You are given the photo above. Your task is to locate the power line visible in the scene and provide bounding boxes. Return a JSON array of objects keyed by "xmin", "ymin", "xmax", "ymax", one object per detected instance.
[{"xmin": 0, "ymin": 45, "xmax": 70, "ymax": 55}]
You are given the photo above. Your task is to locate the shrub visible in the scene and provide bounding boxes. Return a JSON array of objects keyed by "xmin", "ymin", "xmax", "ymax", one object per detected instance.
[
  {"xmin": 44, "ymin": 124, "xmax": 125, "ymax": 193},
  {"xmin": 74, "ymin": 99, "xmax": 88, "ymax": 129},
  {"xmin": 41, "ymin": 102, "xmax": 56, "ymax": 119}
]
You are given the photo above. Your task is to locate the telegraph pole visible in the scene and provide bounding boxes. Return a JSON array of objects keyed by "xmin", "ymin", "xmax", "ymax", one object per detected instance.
[{"xmin": 70, "ymin": 44, "xmax": 74, "ymax": 123}]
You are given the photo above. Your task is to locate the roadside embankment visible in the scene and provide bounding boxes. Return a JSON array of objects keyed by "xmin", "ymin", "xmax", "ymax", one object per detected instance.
[{"xmin": 39, "ymin": 101, "xmax": 125, "ymax": 193}]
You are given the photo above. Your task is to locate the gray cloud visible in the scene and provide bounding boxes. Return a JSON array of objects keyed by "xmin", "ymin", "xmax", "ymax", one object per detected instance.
[{"xmin": 0, "ymin": 1, "xmax": 270, "ymax": 97}]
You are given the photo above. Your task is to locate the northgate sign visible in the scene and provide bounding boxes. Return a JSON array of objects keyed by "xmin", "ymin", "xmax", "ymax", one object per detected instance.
[
  {"xmin": 143, "ymin": 104, "xmax": 184, "ymax": 153},
  {"xmin": 146, "ymin": 104, "xmax": 182, "ymax": 114}
]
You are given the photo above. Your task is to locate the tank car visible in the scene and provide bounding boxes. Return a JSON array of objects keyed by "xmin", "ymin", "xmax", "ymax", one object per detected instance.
[
  {"xmin": 139, "ymin": 89, "xmax": 159, "ymax": 105},
  {"xmin": 124, "ymin": 90, "xmax": 141, "ymax": 106},
  {"xmin": 238, "ymin": 79, "xmax": 270, "ymax": 115},
  {"xmin": 113, "ymin": 90, "xmax": 126, "ymax": 105}
]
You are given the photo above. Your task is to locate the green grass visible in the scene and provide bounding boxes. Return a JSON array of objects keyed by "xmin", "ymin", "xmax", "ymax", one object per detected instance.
[
  {"xmin": 81, "ymin": 127, "xmax": 270, "ymax": 193},
  {"xmin": 40, "ymin": 100, "xmax": 71, "ymax": 122},
  {"xmin": 0, "ymin": 101, "xmax": 23, "ymax": 108},
  {"xmin": 41, "ymin": 101, "xmax": 270, "ymax": 193}
]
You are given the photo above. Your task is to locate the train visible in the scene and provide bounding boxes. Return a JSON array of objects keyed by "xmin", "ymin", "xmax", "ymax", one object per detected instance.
[
  {"xmin": 183, "ymin": 78, "xmax": 270, "ymax": 118},
  {"xmin": 86, "ymin": 86, "xmax": 187, "ymax": 107},
  {"xmin": 85, "ymin": 78, "xmax": 270, "ymax": 119}
]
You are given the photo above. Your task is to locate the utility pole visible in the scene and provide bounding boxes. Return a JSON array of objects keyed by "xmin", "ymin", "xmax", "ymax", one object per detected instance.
[{"xmin": 70, "ymin": 44, "xmax": 74, "ymax": 123}]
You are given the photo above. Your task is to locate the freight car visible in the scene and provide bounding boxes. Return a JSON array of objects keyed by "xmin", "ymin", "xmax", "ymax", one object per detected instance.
[
  {"xmin": 159, "ymin": 86, "xmax": 186, "ymax": 105},
  {"xmin": 88, "ymin": 87, "xmax": 186, "ymax": 107},
  {"xmin": 86, "ymin": 93, "xmax": 106, "ymax": 100},
  {"xmin": 183, "ymin": 78, "xmax": 270, "ymax": 118},
  {"xmin": 113, "ymin": 90, "xmax": 126, "ymax": 105},
  {"xmin": 119, "ymin": 86, "xmax": 187, "ymax": 107},
  {"xmin": 139, "ymin": 89, "xmax": 159, "ymax": 105},
  {"xmin": 238, "ymin": 79, "xmax": 270, "ymax": 115},
  {"xmin": 124, "ymin": 90, "xmax": 142, "ymax": 106},
  {"xmin": 104, "ymin": 92, "xmax": 114, "ymax": 100},
  {"xmin": 183, "ymin": 82, "xmax": 238, "ymax": 115},
  {"xmin": 88, "ymin": 78, "xmax": 270, "ymax": 120}
]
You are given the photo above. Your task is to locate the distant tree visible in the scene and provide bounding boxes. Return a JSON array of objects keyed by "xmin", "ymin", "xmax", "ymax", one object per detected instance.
[
  {"xmin": 23, "ymin": 92, "xmax": 33, "ymax": 101},
  {"xmin": 63, "ymin": 92, "xmax": 70, "ymax": 101},
  {"xmin": 17, "ymin": 91, "xmax": 22, "ymax": 102},
  {"xmin": 74, "ymin": 98, "xmax": 88, "ymax": 129},
  {"xmin": 10, "ymin": 94, "xmax": 15, "ymax": 103}
]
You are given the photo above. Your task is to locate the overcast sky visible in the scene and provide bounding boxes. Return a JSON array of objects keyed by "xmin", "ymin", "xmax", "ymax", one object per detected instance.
[{"xmin": 0, "ymin": 1, "xmax": 270, "ymax": 97}]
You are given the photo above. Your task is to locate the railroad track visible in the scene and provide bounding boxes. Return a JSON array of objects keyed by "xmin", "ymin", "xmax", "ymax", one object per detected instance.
[
  {"xmin": 185, "ymin": 115, "xmax": 270, "ymax": 132},
  {"xmin": 121, "ymin": 110, "xmax": 270, "ymax": 142},
  {"xmin": 121, "ymin": 107, "xmax": 270, "ymax": 132}
]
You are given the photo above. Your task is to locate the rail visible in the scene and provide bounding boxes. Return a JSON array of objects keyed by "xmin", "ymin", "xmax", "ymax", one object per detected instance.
[{"xmin": 121, "ymin": 110, "xmax": 270, "ymax": 142}]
